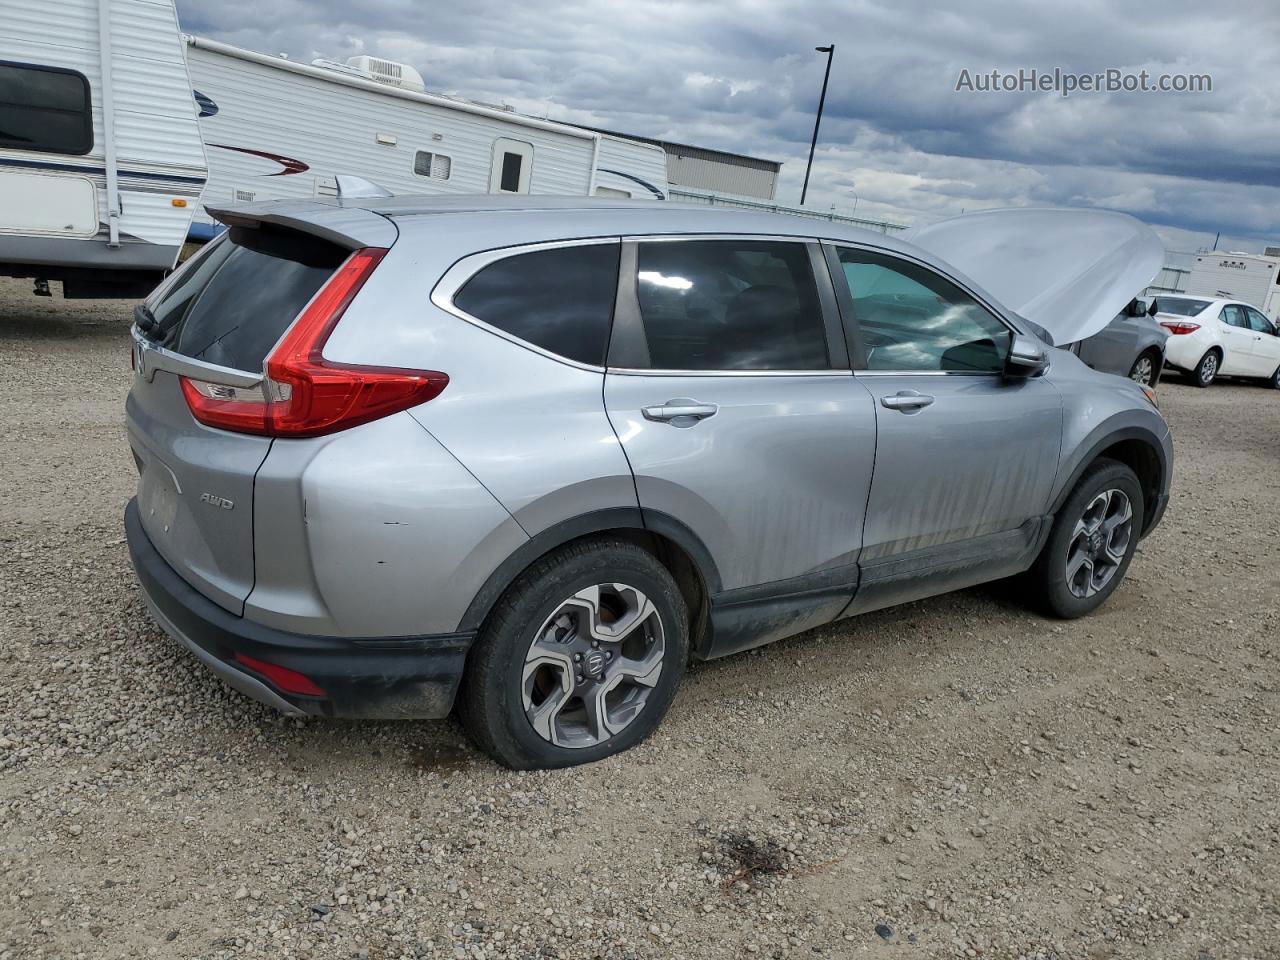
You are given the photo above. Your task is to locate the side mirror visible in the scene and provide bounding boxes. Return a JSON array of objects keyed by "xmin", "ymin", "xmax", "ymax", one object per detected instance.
[
  {"xmin": 1005, "ymin": 334, "xmax": 1049, "ymax": 378},
  {"xmin": 1126, "ymin": 298, "xmax": 1149, "ymax": 318}
]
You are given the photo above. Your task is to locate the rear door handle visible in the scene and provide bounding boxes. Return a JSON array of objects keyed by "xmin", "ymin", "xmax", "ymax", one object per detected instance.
[
  {"xmin": 880, "ymin": 391, "xmax": 935, "ymax": 412},
  {"xmin": 642, "ymin": 399, "xmax": 719, "ymax": 425}
]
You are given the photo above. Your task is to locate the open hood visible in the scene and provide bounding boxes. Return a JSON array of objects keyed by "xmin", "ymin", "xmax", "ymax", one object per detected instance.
[{"xmin": 901, "ymin": 208, "xmax": 1165, "ymax": 345}]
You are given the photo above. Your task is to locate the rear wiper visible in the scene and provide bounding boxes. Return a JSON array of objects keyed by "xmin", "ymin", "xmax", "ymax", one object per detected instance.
[{"xmin": 134, "ymin": 303, "xmax": 162, "ymax": 341}]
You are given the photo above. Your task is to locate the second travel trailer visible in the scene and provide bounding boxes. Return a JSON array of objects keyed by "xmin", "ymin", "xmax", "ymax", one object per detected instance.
[
  {"xmin": 0, "ymin": 0, "xmax": 207, "ymax": 297},
  {"xmin": 183, "ymin": 36, "xmax": 670, "ymax": 239},
  {"xmin": 1180, "ymin": 250, "xmax": 1280, "ymax": 322}
]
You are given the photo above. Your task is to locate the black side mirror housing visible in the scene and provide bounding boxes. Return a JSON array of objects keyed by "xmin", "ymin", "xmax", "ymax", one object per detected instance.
[
  {"xmin": 1004, "ymin": 334, "xmax": 1050, "ymax": 378},
  {"xmin": 1127, "ymin": 298, "xmax": 1149, "ymax": 318}
]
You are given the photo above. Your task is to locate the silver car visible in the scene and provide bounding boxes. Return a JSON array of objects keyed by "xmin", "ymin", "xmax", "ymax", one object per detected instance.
[
  {"xmin": 1073, "ymin": 299, "xmax": 1170, "ymax": 386},
  {"xmin": 125, "ymin": 195, "xmax": 1172, "ymax": 769}
]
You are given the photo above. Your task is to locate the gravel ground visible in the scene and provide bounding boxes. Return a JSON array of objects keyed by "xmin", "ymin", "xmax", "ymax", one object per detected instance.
[{"xmin": 2, "ymin": 276, "xmax": 1279, "ymax": 960}]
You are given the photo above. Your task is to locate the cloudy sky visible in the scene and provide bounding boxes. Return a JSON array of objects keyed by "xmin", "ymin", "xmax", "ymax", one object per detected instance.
[{"xmin": 178, "ymin": 0, "xmax": 1280, "ymax": 253}]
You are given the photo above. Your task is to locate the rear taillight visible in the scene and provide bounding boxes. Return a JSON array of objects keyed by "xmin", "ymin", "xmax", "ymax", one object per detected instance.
[
  {"xmin": 181, "ymin": 247, "xmax": 448, "ymax": 438},
  {"xmin": 1158, "ymin": 320, "xmax": 1201, "ymax": 335}
]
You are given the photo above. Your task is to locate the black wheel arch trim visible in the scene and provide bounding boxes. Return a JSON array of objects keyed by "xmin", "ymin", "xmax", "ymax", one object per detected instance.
[
  {"xmin": 456, "ymin": 508, "xmax": 722, "ymax": 634},
  {"xmin": 1050, "ymin": 424, "xmax": 1170, "ymax": 537}
]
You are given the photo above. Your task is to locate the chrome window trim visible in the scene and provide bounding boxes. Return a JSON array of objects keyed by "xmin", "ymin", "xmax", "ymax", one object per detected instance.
[
  {"xmin": 131, "ymin": 326, "xmax": 264, "ymax": 388},
  {"xmin": 608, "ymin": 367, "xmax": 854, "ymax": 378},
  {"xmin": 430, "ymin": 236, "xmax": 623, "ymax": 373},
  {"xmin": 853, "ymin": 369, "xmax": 1002, "ymax": 378},
  {"xmin": 624, "ymin": 232, "xmax": 825, "ymax": 243}
]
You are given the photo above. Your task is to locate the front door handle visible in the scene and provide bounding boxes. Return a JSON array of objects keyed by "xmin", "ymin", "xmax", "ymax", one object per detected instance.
[
  {"xmin": 642, "ymin": 399, "xmax": 719, "ymax": 425},
  {"xmin": 880, "ymin": 390, "xmax": 935, "ymax": 412}
]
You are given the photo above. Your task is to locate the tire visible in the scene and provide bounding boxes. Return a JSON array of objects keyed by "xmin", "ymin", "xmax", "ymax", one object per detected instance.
[
  {"xmin": 1027, "ymin": 458, "xmax": 1145, "ymax": 619},
  {"xmin": 1128, "ymin": 350, "xmax": 1159, "ymax": 386},
  {"xmin": 1191, "ymin": 348, "xmax": 1220, "ymax": 387},
  {"xmin": 1269, "ymin": 365, "xmax": 1280, "ymax": 390},
  {"xmin": 457, "ymin": 538, "xmax": 689, "ymax": 769}
]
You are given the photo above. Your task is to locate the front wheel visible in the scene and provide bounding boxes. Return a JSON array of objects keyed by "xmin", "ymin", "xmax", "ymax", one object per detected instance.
[
  {"xmin": 458, "ymin": 539, "xmax": 689, "ymax": 769},
  {"xmin": 1191, "ymin": 349, "xmax": 1220, "ymax": 387},
  {"xmin": 1027, "ymin": 459, "xmax": 1145, "ymax": 619}
]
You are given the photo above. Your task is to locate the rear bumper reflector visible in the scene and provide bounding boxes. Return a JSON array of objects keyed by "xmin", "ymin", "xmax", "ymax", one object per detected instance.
[{"xmin": 124, "ymin": 498, "xmax": 474, "ymax": 719}]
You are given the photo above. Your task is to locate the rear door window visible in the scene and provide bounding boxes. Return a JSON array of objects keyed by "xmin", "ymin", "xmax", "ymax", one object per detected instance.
[
  {"xmin": 452, "ymin": 243, "xmax": 620, "ymax": 366},
  {"xmin": 144, "ymin": 228, "xmax": 347, "ymax": 371},
  {"xmin": 0, "ymin": 60, "xmax": 93, "ymax": 155},
  {"xmin": 631, "ymin": 239, "xmax": 829, "ymax": 370}
]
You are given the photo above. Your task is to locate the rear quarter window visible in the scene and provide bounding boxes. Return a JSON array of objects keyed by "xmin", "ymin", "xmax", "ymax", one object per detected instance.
[
  {"xmin": 146, "ymin": 228, "xmax": 347, "ymax": 371},
  {"xmin": 452, "ymin": 243, "xmax": 620, "ymax": 366}
]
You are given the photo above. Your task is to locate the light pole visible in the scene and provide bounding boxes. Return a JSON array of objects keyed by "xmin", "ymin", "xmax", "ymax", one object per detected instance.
[{"xmin": 800, "ymin": 44, "xmax": 834, "ymax": 207}]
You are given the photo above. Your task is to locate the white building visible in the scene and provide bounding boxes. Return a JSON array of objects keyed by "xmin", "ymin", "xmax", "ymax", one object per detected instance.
[{"xmin": 580, "ymin": 128, "xmax": 782, "ymax": 200}]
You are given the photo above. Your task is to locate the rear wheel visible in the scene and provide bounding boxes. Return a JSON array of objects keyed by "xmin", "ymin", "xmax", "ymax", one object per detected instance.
[
  {"xmin": 1027, "ymin": 459, "xmax": 1144, "ymax": 619},
  {"xmin": 1269, "ymin": 365, "xmax": 1280, "ymax": 390},
  {"xmin": 458, "ymin": 539, "xmax": 688, "ymax": 769},
  {"xmin": 1191, "ymin": 349, "xmax": 1220, "ymax": 387},
  {"xmin": 1128, "ymin": 350, "xmax": 1159, "ymax": 386}
]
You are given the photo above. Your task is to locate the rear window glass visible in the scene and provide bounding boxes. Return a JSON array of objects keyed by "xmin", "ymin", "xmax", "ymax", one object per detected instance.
[
  {"xmin": 145, "ymin": 228, "xmax": 347, "ymax": 371},
  {"xmin": 1152, "ymin": 296, "xmax": 1210, "ymax": 317},
  {"xmin": 453, "ymin": 243, "xmax": 620, "ymax": 366}
]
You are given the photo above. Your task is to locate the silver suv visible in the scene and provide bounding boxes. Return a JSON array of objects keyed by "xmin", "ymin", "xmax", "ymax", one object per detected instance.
[{"xmin": 125, "ymin": 196, "xmax": 1172, "ymax": 769}]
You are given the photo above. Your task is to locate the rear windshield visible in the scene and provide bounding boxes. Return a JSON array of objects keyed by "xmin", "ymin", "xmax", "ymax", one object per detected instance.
[
  {"xmin": 142, "ymin": 228, "xmax": 347, "ymax": 371},
  {"xmin": 1151, "ymin": 296, "xmax": 1211, "ymax": 317}
]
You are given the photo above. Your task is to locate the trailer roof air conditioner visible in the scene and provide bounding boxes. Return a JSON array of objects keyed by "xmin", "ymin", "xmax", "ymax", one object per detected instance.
[{"xmin": 346, "ymin": 56, "xmax": 426, "ymax": 93}]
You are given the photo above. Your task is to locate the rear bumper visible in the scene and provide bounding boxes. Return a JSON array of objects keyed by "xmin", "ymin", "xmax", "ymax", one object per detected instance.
[{"xmin": 125, "ymin": 498, "xmax": 473, "ymax": 719}]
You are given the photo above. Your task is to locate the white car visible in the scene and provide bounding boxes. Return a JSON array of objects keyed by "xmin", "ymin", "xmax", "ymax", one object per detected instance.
[{"xmin": 1154, "ymin": 296, "xmax": 1280, "ymax": 388}]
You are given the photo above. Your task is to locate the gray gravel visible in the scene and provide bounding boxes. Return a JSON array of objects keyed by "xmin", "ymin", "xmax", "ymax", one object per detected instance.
[{"xmin": 2, "ymin": 276, "xmax": 1279, "ymax": 960}]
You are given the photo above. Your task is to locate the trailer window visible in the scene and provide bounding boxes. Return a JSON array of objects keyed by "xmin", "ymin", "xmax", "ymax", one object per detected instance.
[
  {"xmin": 0, "ymin": 61, "xmax": 93, "ymax": 155},
  {"xmin": 413, "ymin": 151, "xmax": 452, "ymax": 180},
  {"xmin": 490, "ymin": 138, "xmax": 533, "ymax": 194},
  {"xmin": 499, "ymin": 153, "xmax": 522, "ymax": 192}
]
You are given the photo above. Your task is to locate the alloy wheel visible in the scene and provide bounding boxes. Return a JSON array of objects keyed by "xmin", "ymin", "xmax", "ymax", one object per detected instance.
[
  {"xmin": 1065, "ymin": 488, "xmax": 1134, "ymax": 599},
  {"xmin": 1199, "ymin": 353, "xmax": 1218, "ymax": 384},
  {"xmin": 521, "ymin": 583, "xmax": 665, "ymax": 748},
  {"xmin": 1130, "ymin": 355, "xmax": 1154, "ymax": 385}
]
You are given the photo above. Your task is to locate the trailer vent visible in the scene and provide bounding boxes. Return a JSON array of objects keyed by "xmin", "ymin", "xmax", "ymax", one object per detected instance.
[
  {"xmin": 346, "ymin": 56, "xmax": 426, "ymax": 93},
  {"xmin": 413, "ymin": 151, "xmax": 452, "ymax": 181}
]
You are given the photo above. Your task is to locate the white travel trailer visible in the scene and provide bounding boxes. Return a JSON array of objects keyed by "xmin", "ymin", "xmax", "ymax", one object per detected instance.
[
  {"xmin": 183, "ymin": 37, "xmax": 670, "ymax": 239},
  {"xmin": 1182, "ymin": 250, "xmax": 1280, "ymax": 321},
  {"xmin": 0, "ymin": 0, "xmax": 207, "ymax": 297}
]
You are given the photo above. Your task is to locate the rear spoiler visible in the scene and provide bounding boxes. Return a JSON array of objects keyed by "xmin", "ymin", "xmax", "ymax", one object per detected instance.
[{"xmin": 205, "ymin": 199, "xmax": 398, "ymax": 250}]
